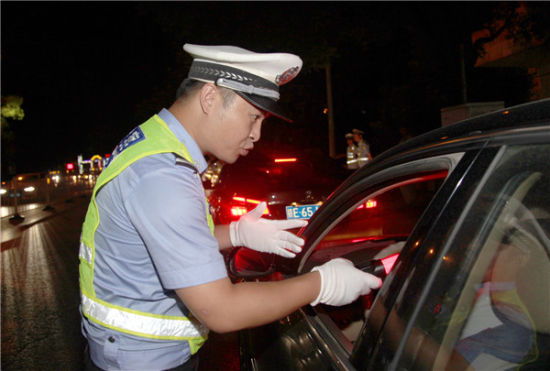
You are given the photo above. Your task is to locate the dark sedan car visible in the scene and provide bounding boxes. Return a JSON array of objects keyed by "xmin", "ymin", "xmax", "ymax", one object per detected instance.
[
  {"xmin": 206, "ymin": 149, "xmax": 347, "ymax": 224},
  {"xmin": 230, "ymin": 99, "xmax": 550, "ymax": 370}
]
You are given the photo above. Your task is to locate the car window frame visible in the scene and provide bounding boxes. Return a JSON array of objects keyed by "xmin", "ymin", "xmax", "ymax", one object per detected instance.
[
  {"xmin": 351, "ymin": 146, "xmax": 502, "ymax": 370},
  {"xmin": 288, "ymin": 152, "xmax": 465, "ymax": 362},
  {"xmin": 406, "ymin": 144, "xmax": 550, "ymax": 370},
  {"xmin": 297, "ymin": 153, "xmax": 464, "ymax": 275},
  {"xmin": 357, "ymin": 143, "xmax": 550, "ymax": 370}
]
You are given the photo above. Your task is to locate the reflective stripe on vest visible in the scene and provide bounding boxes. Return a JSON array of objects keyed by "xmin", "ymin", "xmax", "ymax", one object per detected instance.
[
  {"xmin": 81, "ymin": 294, "xmax": 208, "ymax": 339},
  {"xmin": 347, "ymin": 154, "xmax": 358, "ymax": 165},
  {"xmin": 79, "ymin": 115, "xmax": 212, "ymax": 353},
  {"xmin": 356, "ymin": 141, "xmax": 370, "ymax": 165},
  {"xmin": 346, "ymin": 146, "xmax": 358, "ymax": 168}
]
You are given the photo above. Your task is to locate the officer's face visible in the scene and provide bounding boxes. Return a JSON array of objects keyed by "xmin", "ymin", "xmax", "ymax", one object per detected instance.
[{"xmin": 210, "ymin": 91, "xmax": 265, "ymax": 164}]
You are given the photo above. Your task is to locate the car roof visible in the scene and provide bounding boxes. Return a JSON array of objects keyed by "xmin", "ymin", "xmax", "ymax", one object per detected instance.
[
  {"xmin": 377, "ymin": 98, "xmax": 550, "ymax": 163},
  {"xmin": 333, "ymin": 99, "xmax": 550, "ymax": 192}
]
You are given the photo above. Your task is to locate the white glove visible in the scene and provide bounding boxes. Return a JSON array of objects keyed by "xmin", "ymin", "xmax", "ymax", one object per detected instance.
[
  {"xmin": 310, "ymin": 258, "xmax": 382, "ymax": 306},
  {"xmin": 229, "ymin": 202, "xmax": 308, "ymax": 258}
]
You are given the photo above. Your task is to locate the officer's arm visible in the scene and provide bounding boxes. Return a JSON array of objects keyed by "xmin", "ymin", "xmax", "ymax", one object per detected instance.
[
  {"xmin": 214, "ymin": 225, "xmax": 232, "ymax": 251},
  {"xmin": 175, "ymin": 274, "xmax": 320, "ymax": 333},
  {"xmin": 176, "ymin": 258, "xmax": 382, "ymax": 333}
]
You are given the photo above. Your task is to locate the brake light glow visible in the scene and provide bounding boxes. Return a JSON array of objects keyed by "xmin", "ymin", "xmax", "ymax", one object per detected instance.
[
  {"xmin": 381, "ymin": 253, "xmax": 399, "ymax": 275},
  {"xmin": 274, "ymin": 158, "xmax": 297, "ymax": 163},
  {"xmin": 231, "ymin": 196, "xmax": 270, "ymax": 216},
  {"xmin": 231, "ymin": 206, "xmax": 248, "ymax": 217},
  {"xmin": 356, "ymin": 199, "xmax": 377, "ymax": 210}
]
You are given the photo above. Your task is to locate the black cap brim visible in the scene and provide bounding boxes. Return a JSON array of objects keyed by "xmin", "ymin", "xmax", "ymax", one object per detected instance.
[{"xmin": 235, "ymin": 91, "xmax": 293, "ymax": 123}]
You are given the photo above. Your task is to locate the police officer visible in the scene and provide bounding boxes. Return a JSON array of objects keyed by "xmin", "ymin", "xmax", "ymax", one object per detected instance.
[
  {"xmin": 353, "ymin": 128, "xmax": 373, "ymax": 167},
  {"xmin": 345, "ymin": 132, "xmax": 358, "ymax": 170},
  {"xmin": 79, "ymin": 44, "xmax": 382, "ymax": 370}
]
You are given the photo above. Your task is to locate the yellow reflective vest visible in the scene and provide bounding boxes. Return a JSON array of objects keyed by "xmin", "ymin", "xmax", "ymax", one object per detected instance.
[
  {"xmin": 356, "ymin": 140, "xmax": 370, "ymax": 167},
  {"xmin": 346, "ymin": 144, "xmax": 358, "ymax": 169},
  {"xmin": 79, "ymin": 115, "xmax": 212, "ymax": 354}
]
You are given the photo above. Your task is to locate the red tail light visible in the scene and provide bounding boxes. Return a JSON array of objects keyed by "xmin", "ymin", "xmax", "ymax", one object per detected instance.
[
  {"xmin": 231, "ymin": 206, "xmax": 248, "ymax": 217},
  {"xmin": 381, "ymin": 253, "xmax": 399, "ymax": 275},
  {"xmin": 230, "ymin": 196, "xmax": 270, "ymax": 219},
  {"xmin": 274, "ymin": 158, "xmax": 297, "ymax": 163},
  {"xmin": 356, "ymin": 199, "xmax": 377, "ymax": 210}
]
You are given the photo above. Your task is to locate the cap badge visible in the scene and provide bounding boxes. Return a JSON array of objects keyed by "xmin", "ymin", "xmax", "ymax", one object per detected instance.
[{"xmin": 276, "ymin": 66, "xmax": 300, "ymax": 85}]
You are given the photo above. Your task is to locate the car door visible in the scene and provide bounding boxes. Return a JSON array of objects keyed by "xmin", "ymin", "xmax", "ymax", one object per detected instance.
[
  {"xmin": 354, "ymin": 143, "xmax": 550, "ymax": 370},
  {"xmin": 239, "ymin": 151, "xmax": 467, "ymax": 371}
]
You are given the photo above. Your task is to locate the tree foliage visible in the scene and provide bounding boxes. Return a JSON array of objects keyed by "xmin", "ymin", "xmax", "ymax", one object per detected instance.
[
  {"xmin": 474, "ymin": 2, "xmax": 550, "ymax": 57},
  {"xmin": 1, "ymin": 95, "xmax": 24, "ymax": 139},
  {"xmin": 1, "ymin": 95, "xmax": 25, "ymax": 121},
  {"xmin": 1, "ymin": 95, "xmax": 25, "ymax": 176}
]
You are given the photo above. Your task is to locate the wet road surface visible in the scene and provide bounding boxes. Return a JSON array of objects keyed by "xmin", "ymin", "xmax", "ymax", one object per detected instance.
[
  {"xmin": 1, "ymin": 196, "xmax": 239, "ymax": 370},
  {"xmin": 1, "ymin": 196, "xmax": 89, "ymax": 369}
]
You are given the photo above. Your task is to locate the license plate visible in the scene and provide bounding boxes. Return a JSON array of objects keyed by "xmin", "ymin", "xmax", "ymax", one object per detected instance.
[{"xmin": 285, "ymin": 204, "xmax": 320, "ymax": 220}]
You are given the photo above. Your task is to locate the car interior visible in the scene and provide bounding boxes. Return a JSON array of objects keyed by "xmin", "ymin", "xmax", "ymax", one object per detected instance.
[{"xmin": 305, "ymin": 171, "xmax": 449, "ymax": 345}]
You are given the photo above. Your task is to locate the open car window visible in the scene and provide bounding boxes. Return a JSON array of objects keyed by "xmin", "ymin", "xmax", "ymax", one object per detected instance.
[
  {"xmin": 303, "ymin": 171, "xmax": 447, "ymax": 272},
  {"xmin": 302, "ymin": 155, "xmax": 458, "ymax": 348}
]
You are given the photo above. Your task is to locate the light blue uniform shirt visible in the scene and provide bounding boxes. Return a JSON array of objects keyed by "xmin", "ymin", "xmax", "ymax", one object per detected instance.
[{"xmin": 82, "ymin": 109, "xmax": 227, "ymax": 370}]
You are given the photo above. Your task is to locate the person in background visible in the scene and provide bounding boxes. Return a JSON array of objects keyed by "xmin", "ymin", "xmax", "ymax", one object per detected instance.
[
  {"xmin": 345, "ymin": 132, "xmax": 358, "ymax": 170},
  {"xmin": 353, "ymin": 128, "xmax": 372, "ymax": 167},
  {"xmin": 79, "ymin": 43, "xmax": 382, "ymax": 371}
]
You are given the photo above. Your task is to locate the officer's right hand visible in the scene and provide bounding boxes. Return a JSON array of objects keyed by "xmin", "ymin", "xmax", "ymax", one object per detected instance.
[{"xmin": 310, "ymin": 258, "xmax": 382, "ymax": 306}]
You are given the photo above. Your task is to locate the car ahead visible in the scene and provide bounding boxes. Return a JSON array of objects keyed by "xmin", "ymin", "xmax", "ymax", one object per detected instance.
[
  {"xmin": 229, "ymin": 99, "xmax": 550, "ymax": 370},
  {"xmin": 206, "ymin": 149, "xmax": 347, "ymax": 224}
]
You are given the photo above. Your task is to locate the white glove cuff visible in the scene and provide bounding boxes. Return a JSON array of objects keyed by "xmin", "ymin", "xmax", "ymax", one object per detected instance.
[
  {"xmin": 229, "ymin": 221, "xmax": 240, "ymax": 247},
  {"xmin": 310, "ymin": 266, "xmax": 325, "ymax": 306}
]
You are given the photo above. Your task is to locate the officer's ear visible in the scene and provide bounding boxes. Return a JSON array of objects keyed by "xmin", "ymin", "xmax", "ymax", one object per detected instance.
[{"xmin": 199, "ymin": 83, "xmax": 219, "ymax": 115}]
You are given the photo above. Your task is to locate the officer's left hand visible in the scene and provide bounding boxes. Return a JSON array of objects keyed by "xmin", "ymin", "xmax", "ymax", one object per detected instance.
[{"xmin": 229, "ymin": 202, "xmax": 308, "ymax": 258}]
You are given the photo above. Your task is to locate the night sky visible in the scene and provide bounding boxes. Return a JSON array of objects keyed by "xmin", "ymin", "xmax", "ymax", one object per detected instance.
[
  {"xmin": 1, "ymin": 2, "xmax": 538, "ymax": 176},
  {"xmin": 2, "ymin": 2, "xmax": 173, "ymax": 175}
]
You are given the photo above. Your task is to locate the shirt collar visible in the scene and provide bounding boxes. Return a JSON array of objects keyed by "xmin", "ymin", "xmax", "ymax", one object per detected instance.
[{"xmin": 158, "ymin": 108, "xmax": 208, "ymax": 173}]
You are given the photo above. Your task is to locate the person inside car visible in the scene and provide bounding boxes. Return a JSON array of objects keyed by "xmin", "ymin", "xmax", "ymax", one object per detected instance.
[{"xmin": 365, "ymin": 208, "xmax": 547, "ymax": 370}]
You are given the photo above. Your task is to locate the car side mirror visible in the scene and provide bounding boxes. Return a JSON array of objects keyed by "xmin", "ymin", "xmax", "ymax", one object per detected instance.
[{"xmin": 228, "ymin": 246, "xmax": 275, "ymax": 279}]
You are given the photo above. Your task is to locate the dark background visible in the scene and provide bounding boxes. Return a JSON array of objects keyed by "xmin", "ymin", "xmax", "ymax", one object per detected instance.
[{"xmin": 1, "ymin": 1, "xmax": 543, "ymax": 176}]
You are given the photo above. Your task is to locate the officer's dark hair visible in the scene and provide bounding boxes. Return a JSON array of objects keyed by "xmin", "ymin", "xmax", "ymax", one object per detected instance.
[
  {"xmin": 176, "ymin": 78, "xmax": 236, "ymax": 108},
  {"xmin": 176, "ymin": 79, "xmax": 203, "ymax": 100}
]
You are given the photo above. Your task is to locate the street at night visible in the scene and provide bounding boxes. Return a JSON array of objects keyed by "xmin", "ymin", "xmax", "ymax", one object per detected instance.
[
  {"xmin": 1, "ymin": 194, "xmax": 239, "ymax": 370},
  {"xmin": 2, "ymin": 195, "xmax": 89, "ymax": 369},
  {"xmin": 2, "ymin": 2, "xmax": 550, "ymax": 371}
]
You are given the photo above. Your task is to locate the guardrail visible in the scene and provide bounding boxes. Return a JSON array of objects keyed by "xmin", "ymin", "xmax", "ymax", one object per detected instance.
[{"xmin": 1, "ymin": 174, "xmax": 96, "ymax": 221}]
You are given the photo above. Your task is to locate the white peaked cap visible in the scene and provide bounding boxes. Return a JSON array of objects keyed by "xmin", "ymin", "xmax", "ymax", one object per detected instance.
[{"xmin": 183, "ymin": 43, "xmax": 303, "ymax": 122}]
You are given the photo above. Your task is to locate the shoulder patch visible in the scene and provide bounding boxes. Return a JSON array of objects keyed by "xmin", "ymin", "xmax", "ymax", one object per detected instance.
[{"xmin": 104, "ymin": 127, "xmax": 146, "ymax": 168}]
